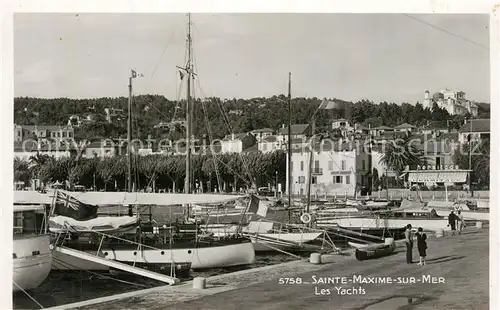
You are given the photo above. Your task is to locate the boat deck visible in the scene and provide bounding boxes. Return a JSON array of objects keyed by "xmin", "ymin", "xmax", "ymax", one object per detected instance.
[{"xmin": 48, "ymin": 225, "xmax": 490, "ymax": 310}]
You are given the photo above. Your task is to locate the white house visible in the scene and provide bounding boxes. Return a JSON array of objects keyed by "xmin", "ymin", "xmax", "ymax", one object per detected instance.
[
  {"xmin": 220, "ymin": 133, "xmax": 257, "ymax": 154},
  {"xmin": 286, "ymin": 141, "xmax": 378, "ymax": 197},
  {"xmin": 458, "ymin": 119, "xmax": 490, "ymax": 144},
  {"xmin": 331, "ymin": 119, "xmax": 354, "ymax": 133},
  {"xmin": 277, "ymin": 124, "xmax": 310, "ymax": 142},
  {"xmin": 250, "ymin": 128, "xmax": 274, "ymax": 141},
  {"xmin": 422, "ymin": 89, "xmax": 478, "ymax": 117},
  {"xmin": 393, "ymin": 123, "xmax": 416, "ymax": 134},
  {"xmin": 258, "ymin": 136, "xmax": 308, "ymax": 153}
]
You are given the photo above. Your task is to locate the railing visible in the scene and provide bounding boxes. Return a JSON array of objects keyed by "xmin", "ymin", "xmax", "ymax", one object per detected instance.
[{"xmin": 311, "ymin": 168, "xmax": 323, "ymax": 175}]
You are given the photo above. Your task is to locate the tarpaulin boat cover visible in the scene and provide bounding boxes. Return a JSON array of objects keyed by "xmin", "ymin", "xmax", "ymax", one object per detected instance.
[{"xmin": 49, "ymin": 215, "xmax": 140, "ymax": 233}]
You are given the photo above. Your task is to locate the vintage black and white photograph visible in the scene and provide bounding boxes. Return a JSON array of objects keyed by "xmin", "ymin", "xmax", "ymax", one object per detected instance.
[{"xmin": 7, "ymin": 4, "xmax": 496, "ymax": 310}]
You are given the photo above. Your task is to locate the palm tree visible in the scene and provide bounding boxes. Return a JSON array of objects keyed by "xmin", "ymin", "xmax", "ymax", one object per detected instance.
[{"xmin": 379, "ymin": 135, "xmax": 427, "ymax": 186}]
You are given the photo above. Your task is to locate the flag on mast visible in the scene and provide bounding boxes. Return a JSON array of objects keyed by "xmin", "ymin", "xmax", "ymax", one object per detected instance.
[
  {"xmin": 51, "ymin": 189, "xmax": 99, "ymax": 221},
  {"xmin": 131, "ymin": 69, "xmax": 144, "ymax": 79}
]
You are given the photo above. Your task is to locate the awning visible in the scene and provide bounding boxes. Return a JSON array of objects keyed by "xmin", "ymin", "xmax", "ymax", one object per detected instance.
[{"xmin": 408, "ymin": 171, "xmax": 468, "ymax": 183}]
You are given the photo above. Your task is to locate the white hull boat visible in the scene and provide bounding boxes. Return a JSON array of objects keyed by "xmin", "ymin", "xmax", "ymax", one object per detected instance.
[
  {"xmin": 53, "ymin": 239, "xmax": 255, "ymax": 270},
  {"xmin": 13, "ymin": 203, "xmax": 53, "ymax": 293},
  {"xmin": 13, "ymin": 235, "xmax": 52, "ymax": 293},
  {"xmin": 434, "ymin": 209, "xmax": 489, "ymax": 221}
]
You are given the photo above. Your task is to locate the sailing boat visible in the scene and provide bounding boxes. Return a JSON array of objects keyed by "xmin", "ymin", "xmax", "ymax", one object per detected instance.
[{"xmin": 43, "ymin": 14, "xmax": 255, "ymax": 271}]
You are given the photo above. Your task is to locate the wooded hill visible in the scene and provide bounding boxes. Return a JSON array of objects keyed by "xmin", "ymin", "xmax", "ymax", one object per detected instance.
[{"xmin": 14, "ymin": 95, "xmax": 490, "ymax": 141}]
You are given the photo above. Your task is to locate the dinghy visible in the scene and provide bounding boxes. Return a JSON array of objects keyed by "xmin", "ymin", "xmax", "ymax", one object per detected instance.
[{"xmin": 354, "ymin": 241, "xmax": 396, "ymax": 261}]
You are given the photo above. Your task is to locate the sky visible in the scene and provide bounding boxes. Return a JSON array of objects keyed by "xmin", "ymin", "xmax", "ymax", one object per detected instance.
[{"xmin": 13, "ymin": 13, "xmax": 490, "ymax": 103}]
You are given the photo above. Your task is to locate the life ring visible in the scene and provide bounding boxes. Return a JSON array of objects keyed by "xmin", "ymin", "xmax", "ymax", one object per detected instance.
[{"xmin": 301, "ymin": 213, "xmax": 312, "ymax": 224}]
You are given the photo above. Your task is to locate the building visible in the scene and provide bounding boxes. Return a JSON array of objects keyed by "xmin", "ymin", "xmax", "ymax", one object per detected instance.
[
  {"xmin": 369, "ymin": 126, "xmax": 394, "ymax": 137},
  {"xmin": 286, "ymin": 141, "xmax": 377, "ymax": 197},
  {"xmin": 419, "ymin": 140, "xmax": 458, "ymax": 169},
  {"xmin": 277, "ymin": 124, "xmax": 310, "ymax": 142},
  {"xmin": 220, "ymin": 133, "xmax": 257, "ymax": 154},
  {"xmin": 422, "ymin": 89, "xmax": 478, "ymax": 116},
  {"xmin": 250, "ymin": 128, "xmax": 274, "ymax": 142},
  {"xmin": 420, "ymin": 121, "xmax": 451, "ymax": 136},
  {"xmin": 331, "ymin": 119, "xmax": 354, "ymax": 134},
  {"xmin": 258, "ymin": 136, "xmax": 308, "ymax": 153},
  {"xmin": 104, "ymin": 108, "xmax": 125, "ymax": 123},
  {"xmin": 393, "ymin": 123, "xmax": 416, "ymax": 134},
  {"xmin": 82, "ymin": 140, "xmax": 127, "ymax": 158},
  {"xmin": 14, "ymin": 124, "xmax": 75, "ymax": 143},
  {"xmin": 458, "ymin": 119, "xmax": 490, "ymax": 144},
  {"xmin": 13, "ymin": 140, "xmax": 72, "ymax": 161}
]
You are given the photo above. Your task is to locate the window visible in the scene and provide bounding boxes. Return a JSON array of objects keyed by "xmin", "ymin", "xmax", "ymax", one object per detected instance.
[
  {"xmin": 312, "ymin": 176, "xmax": 317, "ymax": 184},
  {"xmin": 341, "ymin": 160, "xmax": 346, "ymax": 170},
  {"xmin": 298, "ymin": 176, "xmax": 305, "ymax": 184},
  {"xmin": 69, "ymin": 132, "xmax": 73, "ymax": 137},
  {"xmin": 346, "ymin": 175, "xmax": 350, "ymax": 184},
  {"xmin": 332, "ymin": 176, "xmax": 343, "ymax": 184},
  {"xmin": 362, "ymin": 160, "xmax": 366, "ymax": 170},
  {"xmin": 57, "ymin": 132, "xmax": 61, "ymax": 137},
  {"xmin": 314, "ymin": 160, "xmax": 319, "ymax": 169},
  {"xmin": 263, "ymin": 144, "xmax": 267, "ymax": 151},
  {"xmin": 62, "ymin": 132, "xmax": 67, "ymax": 138},
  {"xmin": 17, "ymin": 131, "xmax": 20, "ymax": 137},
  {"xmin": 328, "ymin": 161, "xmax": 333, "ymax": 170},
  {"xmin": 300, "ymin": 161, "xmax": 304, "ymax": 171}
]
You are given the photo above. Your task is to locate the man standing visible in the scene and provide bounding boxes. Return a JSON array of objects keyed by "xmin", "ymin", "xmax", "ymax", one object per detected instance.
[
  {"xmin": 405, "ymin": 224, "xmax": 413, "ymax": 264},
  {"xmin": 448, "ymin": 211, "xmax": 457, "ymax": 235}
]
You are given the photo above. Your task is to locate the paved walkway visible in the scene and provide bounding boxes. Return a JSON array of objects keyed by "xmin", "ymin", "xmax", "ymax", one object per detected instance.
[{"xmin": 64, "ymin": 228, "xmax": 489, "ymax": 310}]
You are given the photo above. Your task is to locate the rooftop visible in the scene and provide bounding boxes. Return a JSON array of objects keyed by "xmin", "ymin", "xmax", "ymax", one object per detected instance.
[
  {"xmin": 251, "ymin": 128, "xmax": 274, "ymax": 133},
  {"xmin": 394, "ymin": 123, "xmax": 416, "ymax": 129},
  {"xmin": 278, "ymin": 124, "xmax": 310, "ymax": 135},
  {"xmin": 458, "ymin": 119, "xmax": 490, "ymax": 133}
]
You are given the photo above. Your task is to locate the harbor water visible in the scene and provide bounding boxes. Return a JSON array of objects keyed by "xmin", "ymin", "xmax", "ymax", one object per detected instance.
[{"xmin": 13, "ymin": 253, "xmax": 301, "ymax": 309}]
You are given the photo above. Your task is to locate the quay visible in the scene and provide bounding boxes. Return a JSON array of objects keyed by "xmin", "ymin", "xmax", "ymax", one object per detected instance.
[{"xmin": 49, "ymin": 227, "xmax": 489, "ymax": 310}]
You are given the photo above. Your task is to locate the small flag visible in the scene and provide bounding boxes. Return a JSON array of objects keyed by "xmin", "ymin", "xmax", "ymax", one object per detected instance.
[
  {"xmin": 52, "ymin": 189, "xmax": 98, "ymax": 221},
  {"xmin": 131, "ymin": 69, "xmax": 144, "ymax": 79},
  {"xmin": 179, "ymin": 71, "xmax": 185, "ymax": 80},
  {"xmin": 318, "ymin": 99, "xmax": 343, "ymax": 110}
]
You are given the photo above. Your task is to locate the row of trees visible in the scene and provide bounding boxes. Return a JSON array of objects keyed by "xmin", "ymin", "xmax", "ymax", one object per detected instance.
[
  {"xmin": 14, "ymin": 96, "xmax": 490, "ymax": 142},
  {"xmin": 15, "ymin": 150, "xmax": 287, "ymax": 192}
]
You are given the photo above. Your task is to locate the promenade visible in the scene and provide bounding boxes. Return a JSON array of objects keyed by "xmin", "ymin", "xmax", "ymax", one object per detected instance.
[{"xmin": 56, "ymin": 227, "xmax": 489, "ymax": 310}]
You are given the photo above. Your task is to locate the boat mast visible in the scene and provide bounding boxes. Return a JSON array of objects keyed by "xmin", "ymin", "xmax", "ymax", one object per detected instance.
[
  {"xmin": 287, "ymin": 72, "xmax": 292, "ymax": 219},
  {"xmin": 185, "ymin": 13, "xmax": 193, "ymax": 195},
  {"xmin": 127, "ymin": 74, "xmax": 133, "ymax": 192}
]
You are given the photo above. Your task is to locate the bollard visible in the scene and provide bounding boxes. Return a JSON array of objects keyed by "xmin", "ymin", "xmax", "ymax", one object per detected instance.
[
  {"xmin": 192, "ymin": 277, "xmax": 206, "ymax": 289},
  {"xmin": 384, "ymin": 238, "xmax": 395, "ymax": 246},
  {"xmin": 435, "ymin": 229, "xmax": 445, "ymax": 238},
  {"xmin": 476, "ymin": 221, "xmax": 483, "ymax": 229},
  {"xmin": 309, "ymin": 253, "xmax": 322, "ymax": 264}
]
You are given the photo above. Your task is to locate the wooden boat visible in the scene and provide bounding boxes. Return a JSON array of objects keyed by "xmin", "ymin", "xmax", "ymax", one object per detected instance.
[{"xmin": 354, "ymin": 242, "xmax": 396, "ymax": 261}]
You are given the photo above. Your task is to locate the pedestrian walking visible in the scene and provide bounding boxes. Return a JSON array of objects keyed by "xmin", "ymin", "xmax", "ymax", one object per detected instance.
[
  {"xmin": 405, "ymin": 224, "xmax": 413, "ymax": 264},
  {"xmin": 416, "ymin": 227, "xmax": 427, "ymax": 265},
  {"xmin": 448, "ymin": 211, "xmax": 457, "ymax": 235},
  {"xmin": 457, "ymin": 210, "xmax": 465, "ymax": 234}
]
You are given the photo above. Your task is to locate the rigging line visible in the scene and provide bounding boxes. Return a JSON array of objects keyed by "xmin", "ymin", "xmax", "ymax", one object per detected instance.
[
  {"xmin": 140, "ymin": 28, "xmax": 178, "ymax": 95},
  {"xmin": 191, "ymin": 46, "xmax": 255, "ymax": 188},
  {"xmin": 200, "ymin": 98, "xmax": 223, "ymax": 190},
  {"xmin": 401, "ymin": 14, "xmax": 489, "ymax": 51},
  {"xmin": 213, "ymin": 155, "xmax": 252, "ymax": 186},
  {"xmin": 12, "ymin": 280, "xmax": 44, "ymax": 309},
  {"xmin": 194, "ymin": 77, "xmax": 254, "ymax": 186}
]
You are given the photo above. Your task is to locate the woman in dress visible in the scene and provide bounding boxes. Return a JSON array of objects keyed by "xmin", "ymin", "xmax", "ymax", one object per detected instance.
[{"xmin": 416, "ymin": 227, "xmax": 427, "ymax": 265}]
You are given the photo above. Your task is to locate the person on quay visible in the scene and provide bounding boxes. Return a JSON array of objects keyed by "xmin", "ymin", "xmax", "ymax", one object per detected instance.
[
  {"xmin": 457, "ymin": 210, "xmax": 465, "ymax": 234},
  {"xmin": 448, "ymin": 211, "xmax": 457, "ymax": 235},
  {"xmin": 404, "ymin": 224, "xmax": 414, "ymax": 264},
  {"xmin": 416, "ymin": 227, "xmax": 427, "ymax": 265}
]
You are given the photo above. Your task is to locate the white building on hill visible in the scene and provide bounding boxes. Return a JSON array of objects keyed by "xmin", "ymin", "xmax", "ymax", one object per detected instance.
[{"xmin": 422, "ymin": 89, "xmax": 478, "ymax": 116}]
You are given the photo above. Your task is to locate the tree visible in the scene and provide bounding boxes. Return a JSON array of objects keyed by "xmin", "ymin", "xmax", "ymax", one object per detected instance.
[
  {"xmin": 13, "ymin": 158, "xmax": 31, "ymax": 185},
  {"xmin": 97, "ymin": 157, "xmax": 122, "ymax": 190},
  {"xmin": 379, "ymin": 135, "xmax": 427, "ymax": 177},
  {"xmin": 453, "ymin": 139, "xmax": 490, "ymax": 188}
]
